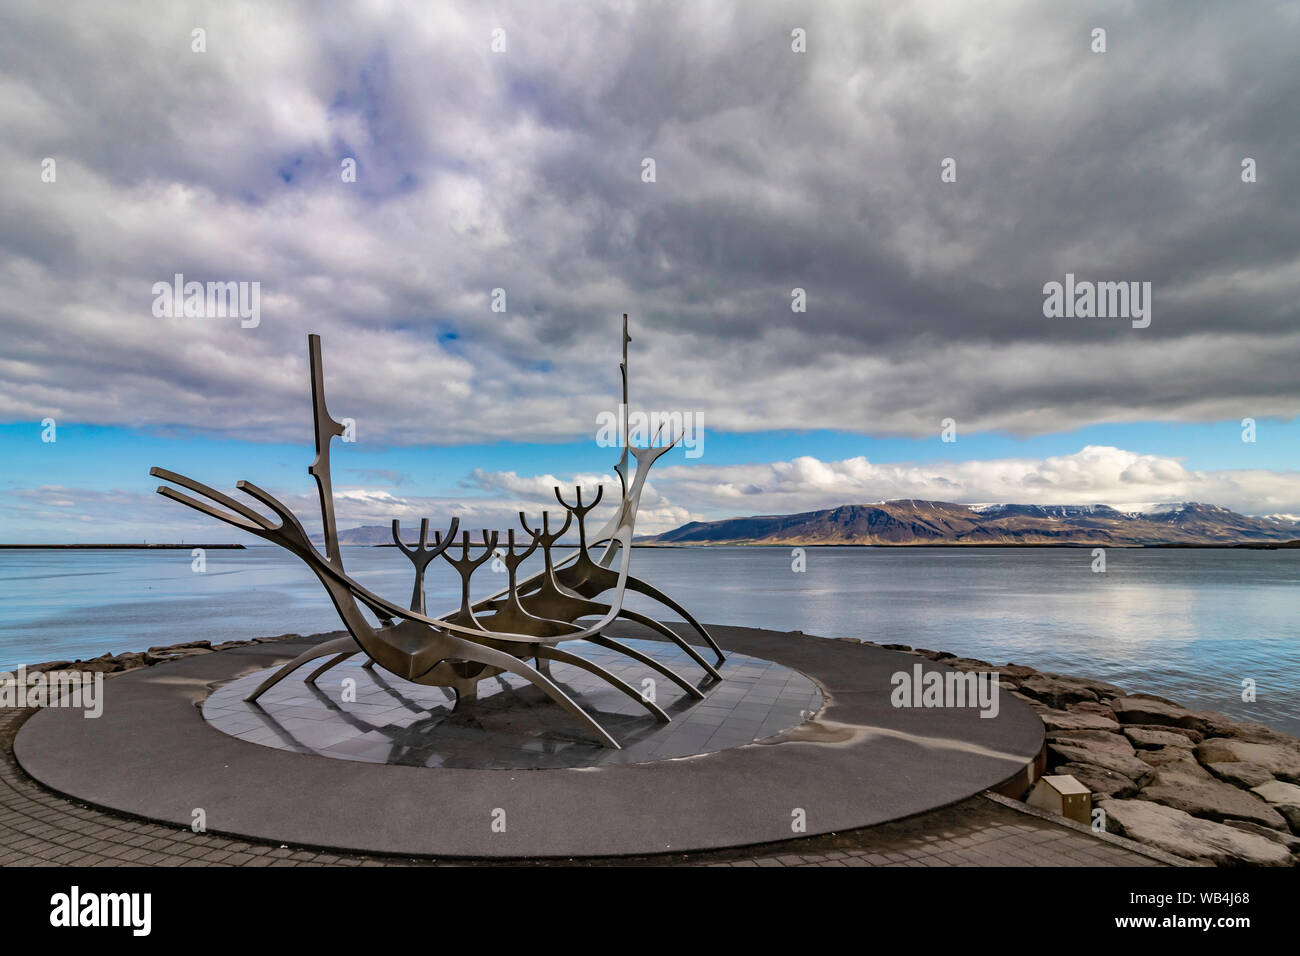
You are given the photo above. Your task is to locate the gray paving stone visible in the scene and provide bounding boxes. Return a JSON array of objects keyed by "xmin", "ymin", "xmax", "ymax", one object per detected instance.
[{"xmin": 0, "ymin": 700, "xmax": 1167, "ymax": 869}]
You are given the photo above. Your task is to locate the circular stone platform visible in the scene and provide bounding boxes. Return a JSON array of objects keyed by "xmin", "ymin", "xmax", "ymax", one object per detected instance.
[
  {"xmin": 203, "ymin": 639, "xmax": 823, "ymax": 769},
  {"xmin": 14, "ymin": 623, "xmax": 1044, "ymax": 858}
]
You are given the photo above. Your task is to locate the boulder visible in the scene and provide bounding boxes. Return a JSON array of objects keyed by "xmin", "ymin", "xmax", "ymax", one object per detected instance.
[
  {"xmin": 1047, "ymin": 728, "xmax": 1135, "ymax": 750},
  {"xmin": 1137, "ymin": 745, "xmax": 1201, "ymax": 768},
  {"xmin": 1053, "ymin": 762, "xmax": 1140, "ymax": 798},
  {"xmin": 1224, "ymin": 820, "xmax": 1300, "ymax": 851},
  {"xmin": 1251, "ymin": 781, "xmax": 1300, "ymax": 833},
  {"xmin": 1110, "ymin": 697, "xmax": 1211, "ymax": 733},
  {"xmin": 1129, "ymin": 723, "xmax": 1203, "ymax": 744},
  {"xmin": 944, "ymin": 657, "xmax": 994, "ymax": 672},
  {"xmin": 1042, "ymin": 673, "xmax": 1127, "ymax": 699},
  {"xmin": 75, "ymin": 659, "xmax": 122, "ymax": 674},
  {"xmin": 1138, "ymin": 760, "xmax": 1287, "ymax": 829},
  {"xmin": 1039, "ymin": 708, "xmax": 1121, "ymax": 733},
  {"xmin": 1069, "ymin": 701, "xmax": 1118, "ymax": 717},
  {"xmin": 1047, "ymin": 732, "xmax": 1156, "ymax": 787},
  {"xmin": 1019, "ymin": 675, "xmax": 1100, "ymax": 709},
  {"xmin": 1251, "ymin": 779, "xmax": 1300, "ymax": 807},
  {"xmin": 1192, "ymin": 712, "xmax": 1294, "ymax": 744},
  {"xmin": 24, "ymin": 660, "xmax": 73, "ymax": 674},
  {"xmin": 146, "ymin": 640, "xmax": 212, "ymax": 653},
  {"xmin": 1126, "ymin": 691, "xmax": 1183, "ymax": 707},
  {"xmin": 1196, "ymin": 739, "xmax": 1300, "ymax": 784},
  {"xmin": 1205, "ymin": 762, "xmax": 1274, "ymax": 789},
  {"xmin": 143, "ymin": 647, "xmax": 213, "ymax": 665},
  {"xmin": 112, "ymin": 652, "xmax": 149, "ymax": 671},
  {"xmin": 1125, "ymin": 727, "xmax": 1195, "ymax": 750},
  {"xmin": 1097, "ymin": 798, "xmax": 1292, "ymax": 866},
  {"xmin": 1001, "ymin": 664, "xmax": 1038, "ymax": 679}
]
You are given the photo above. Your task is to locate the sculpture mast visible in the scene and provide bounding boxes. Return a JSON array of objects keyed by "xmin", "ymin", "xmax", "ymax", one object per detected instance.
[
  {"xmin": 307, "ymin": 334, "xmax": 346, "ymax": 567},
  {"xmin": 615, "ymin": 313, "xmax": 630, "ymax": 500}
]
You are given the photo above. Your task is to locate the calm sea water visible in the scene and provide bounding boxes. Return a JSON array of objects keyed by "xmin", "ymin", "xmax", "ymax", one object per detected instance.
[{"xmin": 1, "ymin": 546, "xmax": 1297, "ymax": 734}]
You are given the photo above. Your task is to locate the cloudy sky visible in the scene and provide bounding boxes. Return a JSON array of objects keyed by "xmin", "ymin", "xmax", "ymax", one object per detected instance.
[{"xmin": 1, "ymin": 0, "xmax": 1298, "ymax": 542}]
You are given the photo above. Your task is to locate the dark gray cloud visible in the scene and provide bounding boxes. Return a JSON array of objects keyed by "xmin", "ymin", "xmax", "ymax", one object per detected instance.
[{"xmin": 0, "ymin": 0, "xmax": 1298, "ymax": 446}]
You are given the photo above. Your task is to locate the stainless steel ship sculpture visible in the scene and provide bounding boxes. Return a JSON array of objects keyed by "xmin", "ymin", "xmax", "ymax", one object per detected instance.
[{"xmin": 150, "ymin": 316, "xmax": 724, "ymax": 748}]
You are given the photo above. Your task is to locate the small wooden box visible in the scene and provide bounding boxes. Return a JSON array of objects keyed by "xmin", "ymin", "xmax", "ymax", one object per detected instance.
[{"xmin": 1026, "ymin": 774, "xmax": 1092, "ymax": 825}]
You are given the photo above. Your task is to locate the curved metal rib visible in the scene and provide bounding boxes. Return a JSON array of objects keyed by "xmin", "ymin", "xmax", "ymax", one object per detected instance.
[
  {"xmin": 246, "ymin": 636, "xmax": 357, "ymax": 703},
  {"xmin": 613, "ymin": 606, "xmax": 723, "ymax": 680},
  {"xmin": 425, "ymin": 631, "xmax": 622, "ymax": 749},
  {"xmin": 537, "ymin": 644, "xmax": 670, "ymax": 722},
  {"xmin": 622, "ymin": 577, "xmax": 726, "ymax": 666},
  {"xmin": 584, "ymin": 633, "xmax": 706, "ymax": 699},
  {"xmin": 305, "ymin": 650, "xmax": 358, "ymax": 686}
]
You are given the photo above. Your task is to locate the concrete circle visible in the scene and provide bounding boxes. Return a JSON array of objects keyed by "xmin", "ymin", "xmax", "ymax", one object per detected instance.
[
  {"xmin": 202, "ymin": 639, "xmax": 824, "ymax": 769},
  {"xmin": 14, "ymin": 624, "xmax": 1044, "ymax": 858}
]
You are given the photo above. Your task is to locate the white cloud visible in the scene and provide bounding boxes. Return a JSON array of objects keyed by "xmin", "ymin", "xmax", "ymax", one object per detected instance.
[
  {"xmin": 6, "ymin": 444, "xmax": 1299, "ymax": 544},
  {"xmin": 649, "ymin": 446, "xmax": 1300, "ymax": 518}
]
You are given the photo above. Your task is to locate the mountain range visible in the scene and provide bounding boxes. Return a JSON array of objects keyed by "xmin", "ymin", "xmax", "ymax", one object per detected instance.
[{"xmin": 635, "ymin": 501, "xmax": 1300, "ymax": 547}]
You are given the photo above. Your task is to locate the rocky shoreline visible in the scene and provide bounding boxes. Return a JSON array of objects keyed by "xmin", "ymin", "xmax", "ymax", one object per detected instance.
[
  {"xmin": 19, "ymin": 631, "xmax": 1300, "ymax": 867},
  {"xmin": 870, "ymin": 639, "xmax": 1300, "ymax": 866}
]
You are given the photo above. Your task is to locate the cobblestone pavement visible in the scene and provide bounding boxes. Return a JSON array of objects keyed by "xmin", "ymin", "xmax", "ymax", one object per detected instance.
[{"xmin": 0, "ymin": 706, "xmax": 1168, "ymax": 868}]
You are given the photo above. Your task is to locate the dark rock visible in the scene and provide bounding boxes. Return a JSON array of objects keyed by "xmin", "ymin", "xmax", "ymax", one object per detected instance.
[
  {"xmin": 75, "ymin": 659, "xmax": 122, "ymax": 674},
  {"xmin": 25, "ymin": 660, "xmax": 73, "ymax": 673},
  {"xmin": 1019, "ymin": 675, "xmax": 1100, "ymax": 709},
  {"xmin": 1110, "ymin": 697, "xmax": 1212, "ymax": 733},
  {"xmin": 1001, "ymin": 664, "xmax": 1037, "ymax": 679},
  {"xmin": 113, "ymin": 652, "xmax": 148, "ymax": 671}
]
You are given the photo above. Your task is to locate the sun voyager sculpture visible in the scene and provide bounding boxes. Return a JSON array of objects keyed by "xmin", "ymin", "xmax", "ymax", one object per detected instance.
[{"xmin": 151, "ymin": 316, "xmax": 724, "ymax": 748}]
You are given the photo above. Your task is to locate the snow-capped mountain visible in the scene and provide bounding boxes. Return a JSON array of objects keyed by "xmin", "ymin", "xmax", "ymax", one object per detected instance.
[{"xmin": 640, "ymin": 500, "xmax": 1300, "ymax": 546}]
